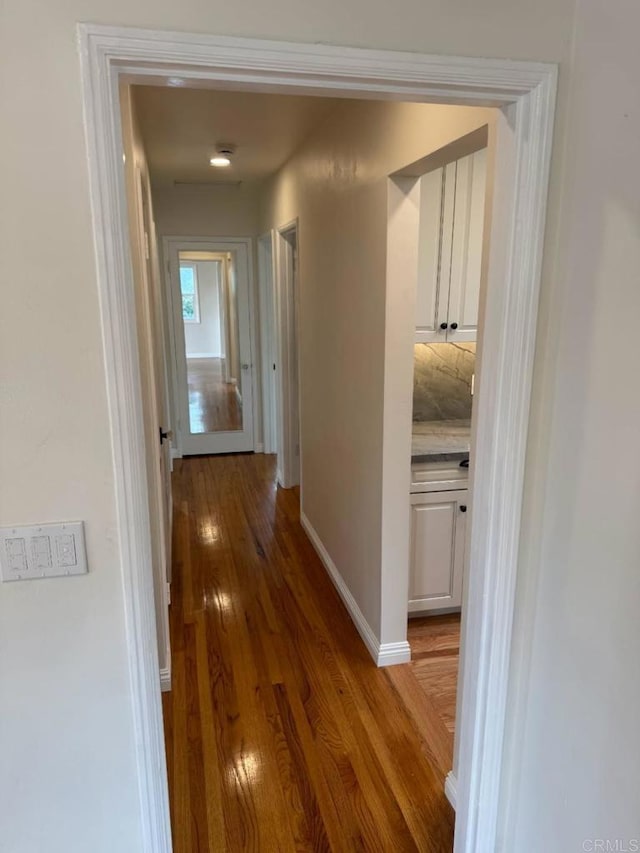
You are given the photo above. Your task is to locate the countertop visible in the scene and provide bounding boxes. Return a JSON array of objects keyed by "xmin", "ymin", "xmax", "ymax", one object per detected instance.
[{"xmin": 411, "ymin": 419, "xmax": 471, "ymax": 463}]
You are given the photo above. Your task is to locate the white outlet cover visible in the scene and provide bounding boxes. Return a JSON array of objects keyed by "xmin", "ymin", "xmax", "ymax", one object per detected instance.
[{"xmin": 0, "ymin": 521, "xmax": 88, "ymax": 581}]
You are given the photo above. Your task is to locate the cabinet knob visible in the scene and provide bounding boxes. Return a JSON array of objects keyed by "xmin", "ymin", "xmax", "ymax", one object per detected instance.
[
  {"xmin": 440, "ymin": 322, "xmax": 448, "ymax": 330},
  {"xmin": 450, "ymin": 322, "xmax": 458, "ymax": 330},
  {"xmin": 459, "ymin": 505, "xmax": 467, "ymax": 513}
]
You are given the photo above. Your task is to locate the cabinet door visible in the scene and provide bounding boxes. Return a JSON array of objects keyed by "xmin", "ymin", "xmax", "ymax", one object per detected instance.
[
  {"xmin": 415, "ymin": 167, "xmax": 444, "ymax": 343},
  {"xmin": 447, "ymin": 149, "xmax": 487, "ymax": 343},
  {"xmin": 408, "ymin": 489, "xmax": 467, "ymax": 613}
]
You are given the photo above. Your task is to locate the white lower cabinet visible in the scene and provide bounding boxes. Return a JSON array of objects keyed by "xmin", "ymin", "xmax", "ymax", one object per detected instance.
[{"xmin": 408, "ymin": 488, "xmax": 468, "ymax": 613}]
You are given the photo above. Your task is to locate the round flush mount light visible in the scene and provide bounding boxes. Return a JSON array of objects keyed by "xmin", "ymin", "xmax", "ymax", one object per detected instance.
[{"xmin": 210, "ymin": 144, "xmax": 235, "ymax": 168}]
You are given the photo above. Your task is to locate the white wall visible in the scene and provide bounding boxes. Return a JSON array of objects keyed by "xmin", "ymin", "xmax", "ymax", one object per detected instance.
[
  {"xmin": 16, "ymin": 0, "xmax": 640, "ymax": 848},
  {"xmin": 501, "ymin": 0, "xmax": 640, "ymax": 847},
  {"xmin": 260, "ymin": 101, "xmax": 495, "ymax": 637},
  {"xmin": 183, "ymin": 261, "xmax": 223, "ymax": 357}
]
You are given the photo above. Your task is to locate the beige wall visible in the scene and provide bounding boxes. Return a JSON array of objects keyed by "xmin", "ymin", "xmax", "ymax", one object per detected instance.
[
  {"xmin": 10, "ymin": 0, "xmax": 640, "ymax": 849},
  {"xmin": 153, "ymin": 183, "xmax": 260, "ymax": 238},
  {"xmin": 260, "ymin": 100, "xmax": 494, "ymax": 636}
]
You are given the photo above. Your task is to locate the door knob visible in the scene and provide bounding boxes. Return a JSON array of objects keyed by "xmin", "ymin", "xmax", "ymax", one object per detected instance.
[
  {"xmin": 450, "ymin": 322, "xmax": 458, "ymax": 330},
  {"xmin": 241, "ymin": 363, "xmax": 250, "ymax": 370},
  {"xmin": 440, "ymin": 322, "xmax": 448, "ymax": 330},
  {"xmin": 459, "ymin": 505, "xmax": 467, "ymax": 513}
]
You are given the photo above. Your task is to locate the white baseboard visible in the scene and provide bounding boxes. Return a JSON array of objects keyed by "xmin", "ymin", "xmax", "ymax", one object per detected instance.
[
  {"xmin": 170, "ymin": 447, "xmax": 182, "ymax": 460},
  {"xmin": 186, "ymin": 352, "xmax": 221, "ymax": 359},
  {"xmin": 300, "ymin": 511, "xmax": 411, "ymax": 668},
  {"xmin": 445, "ymin": 771, "xmax": 457, "ymax": 810},
  {"xmin": 377, "ymin": 641, "xmax": 412, "ymax": 666},
  {"xmin": 160, "ymin": 665, "xmax": 172, "ymax": 692},
  {"xmin": 255, "ymin": 442, "xmax": 264, "ymax": 453}
]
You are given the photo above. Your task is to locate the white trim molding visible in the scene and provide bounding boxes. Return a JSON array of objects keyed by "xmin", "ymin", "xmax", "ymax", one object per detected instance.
[
  {"xmin": 300, "ymin": 512, "xmax": 411, "ymax": 667},
  {"xmin": 159, "ymin": 666, "xmax": 172, "ymax": 693},
  {"xmin": 77, "ymin": 23, "xmax": 556, "ymax": 853},
  {"xmin": 445, "ymin": 772, "xmax": 458, "ymax": 810},
  {"xmin": 377, "ymin": 641, "xmax": 412, "ymax": 667}
]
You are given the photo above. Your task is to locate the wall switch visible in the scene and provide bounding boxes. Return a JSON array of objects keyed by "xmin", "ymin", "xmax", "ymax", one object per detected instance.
[{"xmin": 0, "ymin": 522, "xmax": 87, "ymax": 582}]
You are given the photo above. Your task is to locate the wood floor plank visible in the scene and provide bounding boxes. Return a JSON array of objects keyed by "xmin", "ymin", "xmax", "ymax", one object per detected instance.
[
  {"xmin": 163, "ymin": 454, "xmax": 455, "ymax": 852},
  {"xmin": 193, "ymin": 611, "xmax": 226, "ymax": 851}
]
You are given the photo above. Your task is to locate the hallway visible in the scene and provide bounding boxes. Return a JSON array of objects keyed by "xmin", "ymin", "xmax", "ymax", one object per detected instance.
[{"xmin": 162, "ymin": 454, "xmax": 455, "ymax": 852}]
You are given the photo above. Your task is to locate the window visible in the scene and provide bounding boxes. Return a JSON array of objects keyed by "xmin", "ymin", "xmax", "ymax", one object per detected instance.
[{"xmin": 180, "ymin": 263, "xmax": 200, "ymax": 323}]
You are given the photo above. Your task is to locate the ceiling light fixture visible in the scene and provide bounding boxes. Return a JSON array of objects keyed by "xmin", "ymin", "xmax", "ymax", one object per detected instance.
[{"xmin": 210, "ymin": 144, "xmax": 235, "ymax": 168}]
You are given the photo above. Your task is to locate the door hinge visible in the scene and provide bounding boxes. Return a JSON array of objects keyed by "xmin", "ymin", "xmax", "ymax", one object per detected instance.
[{"xmin": 159, "ymin": 427, "xmax": 173, "ymax": 445}]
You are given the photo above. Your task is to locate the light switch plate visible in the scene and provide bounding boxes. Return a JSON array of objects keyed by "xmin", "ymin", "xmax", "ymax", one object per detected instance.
[{"xmin": 0, "ymin": 521, "xmax": 87, "ymax": 581}]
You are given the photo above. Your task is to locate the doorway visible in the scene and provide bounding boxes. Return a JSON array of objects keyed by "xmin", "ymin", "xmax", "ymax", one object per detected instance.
[
  {"xmin": 80, "ymin": 25, "xmax": 556, "ymax": 853},
  {"xmin": 164, "ymin": 238, "xmax": 256, "ymax": 456}
]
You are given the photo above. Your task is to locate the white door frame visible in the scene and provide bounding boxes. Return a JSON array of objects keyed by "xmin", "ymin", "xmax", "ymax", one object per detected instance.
[
  {"xmin": 257, "ymin": 231, "xmax": 278, "ymax": 456},
  {"xmin": 162, "ymin": 236, "xmax": 259, "ymax": 456},
  {"xmin": 275, "ymin": 221, "xmax": 301, "ymax": 489},
  {"xmin": 78, "ymin": 24, "xmax": 556, "ymax": 853}
]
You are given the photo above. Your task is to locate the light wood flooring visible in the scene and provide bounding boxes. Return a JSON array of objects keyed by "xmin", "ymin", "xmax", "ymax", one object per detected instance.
[
  {"xmin": 187, "ymin": 357, "xmax": 242, "ymax": 434},
  {"xmin": 163, "ymin": 453, "xmax": 456, "ymax": 851},
  {"xmin": 407, "ymin": 614, "xmax": 461, "ymax": 735}
]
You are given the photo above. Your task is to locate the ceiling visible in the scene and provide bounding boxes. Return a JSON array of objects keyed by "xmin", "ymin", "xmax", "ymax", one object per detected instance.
[{"xmin": 134, "ymin": 86, "xmax": 345, "ymax": 188}]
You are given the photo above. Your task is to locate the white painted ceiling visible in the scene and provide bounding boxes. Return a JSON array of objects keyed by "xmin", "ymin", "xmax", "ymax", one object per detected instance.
[{"xmin": 134, "ymin": 86, "xmax": 345, "ymax": 188}]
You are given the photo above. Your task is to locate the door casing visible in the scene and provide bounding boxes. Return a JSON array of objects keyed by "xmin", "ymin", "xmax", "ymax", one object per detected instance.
[
  {"xmin": 275, "ymin": 222, "xmax": 301, "ymax": 489},
  {"xmin": 78, "ymin": 24, "xmax": 557, "ymax": 853},
  {"xmin": 162, "ymin": 236, "xmax": 259, "ymax": 457},
  {"xmin": 257, "ymin": 232, "xmax": 278, "ymax": 457}
]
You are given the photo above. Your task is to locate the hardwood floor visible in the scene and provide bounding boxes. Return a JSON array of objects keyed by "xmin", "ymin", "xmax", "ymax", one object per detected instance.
[
  {"xmin": 163, "ymin": 454, "xmax": 455, "ymax": 852},
  {"xmin": 407, "ymin": 614, "xmax": 461, "ymax": 735},
  {"xmin": 187, "ymin": 357, "xmax": 242, "ymax": 434}
]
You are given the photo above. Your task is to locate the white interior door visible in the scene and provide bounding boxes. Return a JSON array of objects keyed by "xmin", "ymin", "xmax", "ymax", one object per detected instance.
[
  {"xmin": 168, "ymin": 239, "xmax": 255, "ymax": 455},
  {"xmin": 133, "ymin": 168, "xmax": 171, "ymax": 676}
]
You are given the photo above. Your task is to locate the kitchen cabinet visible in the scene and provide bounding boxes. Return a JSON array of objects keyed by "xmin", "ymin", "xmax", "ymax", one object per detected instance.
[
  {"xmin": 408, "ymin": 488, "xmax": 468, "ymax": 613},
  {"xmin": 415, "ymin": 148, "xmax": 487, "ymax": 344}
]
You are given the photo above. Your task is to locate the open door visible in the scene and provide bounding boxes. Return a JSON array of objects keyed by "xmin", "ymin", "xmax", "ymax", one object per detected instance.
[
  {"xmin": 133, "ymin": 167, "xmax": 172, "ymax": 686},
  {"xmin": 167, "ymin": 239, "xmax": 255, "ymax": 456}
]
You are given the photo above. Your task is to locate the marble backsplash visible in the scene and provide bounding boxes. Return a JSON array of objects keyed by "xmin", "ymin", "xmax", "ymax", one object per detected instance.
[{"xmin": 413, "ymin": 342, "xmax": 475, "ymax": 421}]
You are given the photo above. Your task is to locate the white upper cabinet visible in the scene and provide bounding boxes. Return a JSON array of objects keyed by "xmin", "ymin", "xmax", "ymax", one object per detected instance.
[
  {"xmin": 415, "ymin": 166, "xmax": 445, "ymax": 340},
  {"xmin": 415, "ymin": 148, "xmax": 487, "ymax": 344}
]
